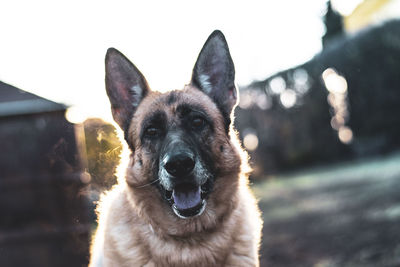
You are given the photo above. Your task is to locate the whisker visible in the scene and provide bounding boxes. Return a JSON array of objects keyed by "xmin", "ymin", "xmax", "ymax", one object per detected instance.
[{"xmin": 134, "ymin": 178, "xmax": 160, "ymax": 188}]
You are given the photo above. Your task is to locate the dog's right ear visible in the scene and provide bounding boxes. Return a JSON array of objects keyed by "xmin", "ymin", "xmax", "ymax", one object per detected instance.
[{"xmin": 105, "ymin": 48, "xmax": 149, "ymax": 131}]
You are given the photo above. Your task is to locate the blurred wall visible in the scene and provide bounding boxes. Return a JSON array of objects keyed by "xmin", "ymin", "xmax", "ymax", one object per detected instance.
[{"xmin": 0, "ymin": 82, "xmax": 90, "ymax": 267}]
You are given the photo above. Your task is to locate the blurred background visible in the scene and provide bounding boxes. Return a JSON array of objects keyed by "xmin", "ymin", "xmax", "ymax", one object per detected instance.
[{"xmin": 1, "ymin": 0, "xmax": 400, "ymax": 266}]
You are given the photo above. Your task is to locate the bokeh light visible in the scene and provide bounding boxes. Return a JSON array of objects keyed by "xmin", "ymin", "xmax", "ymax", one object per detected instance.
[
  {"xmin": 322, "ymin": 67, "xmax": 353, "ymax": 144},
  {"xmin": 338, "ymin": 126, "xmax": 353, "ymax": 144},
  {"xmin": 243, "ymin": 132, "xmax": 259, "ymax": 151},
  {"xmin": 280, "ymin": 89, "xmax": 297, "ymax": 108},
  {"xmin": 269, "ymin": 76, "xmax": 286, "ymax": 95},
  {"xmin": 322, "ymin": 68, "xmax": 348, "ymax": 94},
  {"xmin": 293, "ymin": 68, "xmax": 311, "ymax": 94}
]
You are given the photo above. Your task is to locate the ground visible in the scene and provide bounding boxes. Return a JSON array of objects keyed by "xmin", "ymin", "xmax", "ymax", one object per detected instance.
[{"xmin": 253, "ymin": 152, "xmax": 400, "ymax": 267}]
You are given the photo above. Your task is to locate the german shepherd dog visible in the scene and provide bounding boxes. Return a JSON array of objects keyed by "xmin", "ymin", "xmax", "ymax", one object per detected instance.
[{"xmin": 89, "ymin": 30, "xmax": 262, "ymax": 267}]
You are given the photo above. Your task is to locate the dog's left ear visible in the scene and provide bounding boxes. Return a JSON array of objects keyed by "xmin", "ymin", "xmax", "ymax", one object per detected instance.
[{"xmin": 191, "ymin": 30, "xmax": 237, "ymax": 125}]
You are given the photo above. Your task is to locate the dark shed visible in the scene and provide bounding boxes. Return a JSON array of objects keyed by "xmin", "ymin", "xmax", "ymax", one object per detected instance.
[{"xmin": 0, "ymin": 81, "xmax": 90, "ymax": 266}]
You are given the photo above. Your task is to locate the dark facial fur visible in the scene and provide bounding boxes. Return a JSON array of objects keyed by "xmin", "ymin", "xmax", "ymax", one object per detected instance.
[{"xmin": 130, "ymin": 90, "xmax": 226, "ymax": 218}]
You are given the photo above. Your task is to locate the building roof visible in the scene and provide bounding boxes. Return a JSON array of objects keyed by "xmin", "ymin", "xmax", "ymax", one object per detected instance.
[{"xmin": 0, "ymin": 81, "xmax": 66, "ymax": 117}]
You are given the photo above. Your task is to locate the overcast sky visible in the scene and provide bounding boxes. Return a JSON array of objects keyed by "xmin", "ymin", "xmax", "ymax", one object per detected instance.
[{"xmin": 0, "ymin": 0, "xmax": 329, "ymax": 122}]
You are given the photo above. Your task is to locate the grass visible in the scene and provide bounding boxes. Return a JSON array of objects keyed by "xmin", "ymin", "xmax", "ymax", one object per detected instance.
[{"xmin": 253, "ymin": 152, "xmax": 400, "ymax": 267}]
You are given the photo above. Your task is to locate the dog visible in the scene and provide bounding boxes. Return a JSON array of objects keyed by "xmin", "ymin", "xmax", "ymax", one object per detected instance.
[{"xmin": 89, "ymin": 30, "xmax": 262, "ymax": 267}]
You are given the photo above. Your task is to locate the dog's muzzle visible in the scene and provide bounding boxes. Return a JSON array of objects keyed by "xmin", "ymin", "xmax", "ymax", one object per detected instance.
[{"xmin": 159, "ymin": 138, "xmax": 210, "ymax": 219}]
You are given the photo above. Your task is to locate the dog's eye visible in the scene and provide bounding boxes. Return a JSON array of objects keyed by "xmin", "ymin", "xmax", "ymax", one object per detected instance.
[
  {"xmin": 144, "ymin": 127, "xmax": 159, "ymax": 137},
  {"xmin": 191, "ymin": 117, "xmax": 205, "ymax": 130}
]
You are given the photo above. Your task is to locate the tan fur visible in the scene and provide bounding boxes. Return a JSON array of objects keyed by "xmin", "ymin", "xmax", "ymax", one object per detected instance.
[{"xmin": 89, "ymin": 86, "xmax": 263, "ymax": 267}]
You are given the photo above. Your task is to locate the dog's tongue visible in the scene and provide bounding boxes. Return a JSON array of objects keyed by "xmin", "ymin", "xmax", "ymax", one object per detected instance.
[{"xmin": 172, "ymin": 186, "xmax": 201, "ymax": 210}]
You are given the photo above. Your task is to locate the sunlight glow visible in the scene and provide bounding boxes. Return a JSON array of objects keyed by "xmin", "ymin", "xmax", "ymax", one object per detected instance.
[
  {"xmin": 65, "ymin": 106, "xmax": 88, "ymax": 124},
  {"xmin": 331, "ymin": 0, "xmax": 363, "ymax": 16},
  {"xmin": 0, "ymin": 0, "xmax": 325, "ymax": 123}
]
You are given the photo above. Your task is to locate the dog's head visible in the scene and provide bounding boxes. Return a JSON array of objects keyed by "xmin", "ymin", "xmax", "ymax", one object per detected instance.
[{"xmin": 105, "ymin": 31, "xmax": 242, "ymax": 220}]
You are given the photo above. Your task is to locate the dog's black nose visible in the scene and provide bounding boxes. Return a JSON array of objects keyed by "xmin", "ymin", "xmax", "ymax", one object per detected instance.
[{"xmin": 164, "ymin": 153, "xmax": 195, "ymax": 177}]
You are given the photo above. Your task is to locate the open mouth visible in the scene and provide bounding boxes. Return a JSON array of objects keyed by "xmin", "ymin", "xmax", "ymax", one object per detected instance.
[{"xmin": 164, "ymin": 180, "xmax": 212, "ymax": 219}]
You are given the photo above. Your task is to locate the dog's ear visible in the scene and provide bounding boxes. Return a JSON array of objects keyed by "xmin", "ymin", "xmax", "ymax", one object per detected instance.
[
  {"xmin": 191, "ymin": 30, "xmax": 237, "ymax": 126},
  {"xmin": 105, "ymin": 48, "xmax": 149, "ymax": 131}
]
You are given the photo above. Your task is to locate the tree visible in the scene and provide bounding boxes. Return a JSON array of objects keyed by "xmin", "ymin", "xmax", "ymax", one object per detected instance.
[
  {"xmin": 83, "ymin": 118, "xmax": 122, "ymax": 191},
  {"xmin": 322, "ymin": 0, "xmax": 344, "ymax": 48}
]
